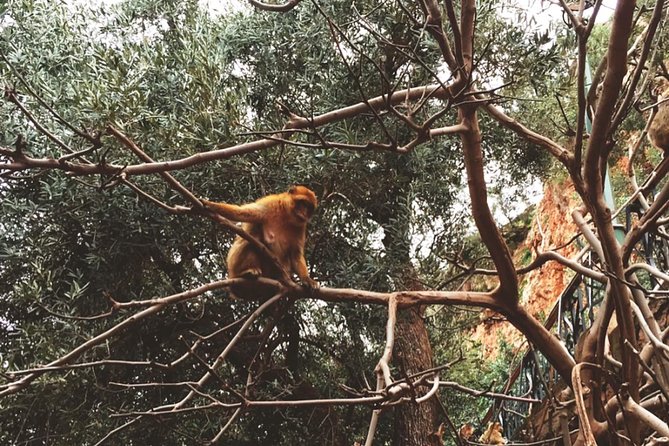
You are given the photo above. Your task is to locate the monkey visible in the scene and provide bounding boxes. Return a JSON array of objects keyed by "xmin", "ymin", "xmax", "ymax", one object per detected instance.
[
  {"xmin": 648, "ymin": 77, "xmax": 669, "ymax": 156},
  {"xmin": 459, "ymin": 423, "xmax": 475, "ymax": 441},
  {"xmin": 479, "ymin": 422, "xmax": 507, "ymax": 445},
  {"xmin": 202, "ymin": 185, "xmax": 318, "ymax": 300},
  {"xmin": 430, "ymin": 422, "xmax": 446, "ymax": 445}
]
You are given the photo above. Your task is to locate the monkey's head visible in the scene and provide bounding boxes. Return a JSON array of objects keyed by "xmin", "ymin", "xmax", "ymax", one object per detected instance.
[
  {"xmin": 652, "ymin": 76, "xmax": 669, "ymax": 99},
  {"xmin": 459, "ymin": 424, "xmax": 474, "ymax": 440},
  {"xmin": 288, "ymin": 185, "xmax": 317, "ymax": 223}
]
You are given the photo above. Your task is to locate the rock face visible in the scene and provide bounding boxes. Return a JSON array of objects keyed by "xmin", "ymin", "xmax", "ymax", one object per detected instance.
[{"xmin": 472, "ymin": 179, "xmax": 581, "ymax": 357}]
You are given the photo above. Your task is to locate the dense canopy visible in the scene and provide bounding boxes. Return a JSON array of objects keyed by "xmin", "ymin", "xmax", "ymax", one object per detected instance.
[{"xmin": 1, "ymin": 0, "xmax": 669, "ymax": 445}]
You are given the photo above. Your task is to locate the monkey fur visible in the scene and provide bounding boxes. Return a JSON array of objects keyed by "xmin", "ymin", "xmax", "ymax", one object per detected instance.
[
  {"xmin": 479, "ymin": 422, "xmax": 507, "ymax": 445},
  {"xmin": 203, "ymin": 185, "xmax": 318, "ymax": 300},
  {"xmin": 648, "ymin": 79, "xmax": 669, "ymax": 156}
]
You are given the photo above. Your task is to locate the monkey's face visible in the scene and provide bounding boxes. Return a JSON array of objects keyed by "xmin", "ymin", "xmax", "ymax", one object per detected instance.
[
  {"xmin": 293, "ymin": 197, "xmax": 315, "ymax": 222},
  {"xmin": 653, "ymin": 76, "xmax": 669, "ymax": 97},
  {"xmin": 288, "ymin": 186, "xmax": 318, "ymax": 223}
]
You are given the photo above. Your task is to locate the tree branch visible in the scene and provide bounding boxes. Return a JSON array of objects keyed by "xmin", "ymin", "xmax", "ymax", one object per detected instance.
[
  {"xmin": 1, "ymin": 84, "xmax": 451, "ymax": 177},
  {"xmin": 247, "ymin": 0, "xmax": 302, "ymax": 12}
]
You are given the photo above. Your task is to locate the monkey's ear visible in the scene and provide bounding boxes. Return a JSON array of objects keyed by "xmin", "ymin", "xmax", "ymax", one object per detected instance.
[{"xmin": 288, "ymin": 186, "xmax": 297, "ymax": 194}]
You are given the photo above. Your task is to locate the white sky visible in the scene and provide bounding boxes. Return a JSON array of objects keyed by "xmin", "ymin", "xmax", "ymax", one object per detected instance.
[
  {"xmin": 200, "ymin": 0, "xmax": 619, "ymax": 23},
  {"xmin": 521, "ymin": 0, "xmax": 617, "ymax": 25}
]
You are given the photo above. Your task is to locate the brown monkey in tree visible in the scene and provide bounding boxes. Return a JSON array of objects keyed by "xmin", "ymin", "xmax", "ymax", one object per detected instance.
[
  {"xmin": 479, "ymin": 422, "xmax": 507, "ymax": 445},
  {"xmin": 648, "ymin": 77, "xmax": 669, "ymax": 156},
  {"xmin": 202, "ymin": 185, "xmax": 319, "ymax": 299},
  {"xmin": 458, "ymin": 423, "xmax": 475, "ymax": 441}
]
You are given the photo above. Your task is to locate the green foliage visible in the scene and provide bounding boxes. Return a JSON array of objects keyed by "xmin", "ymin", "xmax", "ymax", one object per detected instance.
[
  {"xmin": 1, "ymin": 0, "xmax": 557, "ymax": 443},
  {"xmin": 431, "ymin": 319, "xmax": 520, "ymax": 435},
  {"xmin": 477, "ymin": 1, "xmax": 567, "ymax": 96}
]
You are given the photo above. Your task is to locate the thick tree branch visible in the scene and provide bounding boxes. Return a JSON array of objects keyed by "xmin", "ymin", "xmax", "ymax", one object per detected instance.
[
  {"xmin": 584, "ymin": 0, "xmax": 634, "ymax": 177},
  {"xmin": 579, "ymin": 0, "xmax": 640, "ymax": 405},
  {"xmin": 610, "ymin": 0, "xmax": 667, "ymax": 132},
  {"xmin": 572, "ymin": 363, "xmax": 598, "ymax": 446},
  {"xmin": 458, "ymin": 106, "xmax": 518, "ymax": 301},
  {"xmin": 620, "ymin": 385, "xmax": 669, "ymax": 436},
  {"xmin": 422, "ymin": 0, "xmax": 459, "ymax": 70}
]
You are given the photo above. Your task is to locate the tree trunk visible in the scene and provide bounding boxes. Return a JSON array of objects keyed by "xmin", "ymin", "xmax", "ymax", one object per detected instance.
[{"xmin": 393, "ymin": 306, "xmax": 441, "ymax": 446}]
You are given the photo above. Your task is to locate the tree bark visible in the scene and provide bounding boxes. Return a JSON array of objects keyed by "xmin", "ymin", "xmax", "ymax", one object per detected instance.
[{"xmin": 393, "ymin": 306, "xmax": 441, "ymax": 446}]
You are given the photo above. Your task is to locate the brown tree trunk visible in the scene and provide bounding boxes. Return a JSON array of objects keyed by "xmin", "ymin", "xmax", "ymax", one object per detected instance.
[{"xmin": 393, "ymin": 306, "xmax": 441, "ymax": 446}]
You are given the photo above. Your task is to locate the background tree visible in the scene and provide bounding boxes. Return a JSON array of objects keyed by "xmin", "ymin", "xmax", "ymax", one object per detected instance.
[{"xmin": 1, "ymin": 0, "xmax": 668, "ymax": 445}]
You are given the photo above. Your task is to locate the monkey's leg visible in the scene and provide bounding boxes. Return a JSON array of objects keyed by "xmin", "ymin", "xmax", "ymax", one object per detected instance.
[
  {"xmin": 228, "ymin": 240, "xmax": 263, "ymax": 279},
  {"xmin": 228, "ymin": 241, "xmax": 277, "ymax": 300}
]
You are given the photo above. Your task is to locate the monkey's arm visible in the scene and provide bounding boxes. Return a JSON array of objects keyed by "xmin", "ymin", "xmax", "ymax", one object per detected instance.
[
  {"xmin": 292, "ymin": 251, "xmax": 318, "ymax": 288},
  {"xmin": 201, "ymin": 199, "xmax": 266, "ymax": 223}
]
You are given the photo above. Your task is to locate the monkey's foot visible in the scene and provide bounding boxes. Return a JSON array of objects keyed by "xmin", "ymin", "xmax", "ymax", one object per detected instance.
[
  {"xmin": 301, "ymin": 278, "xmax": 320, "ymax": 296},
  {"xmin": 239, "ymin": 268, "xmax": 262, "ymax": 280}
]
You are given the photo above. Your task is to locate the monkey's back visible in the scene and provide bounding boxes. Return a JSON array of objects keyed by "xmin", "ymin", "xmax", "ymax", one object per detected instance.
[{"xmin": 649, "ymin": 105, "xmax": 669, "ymax": 151}]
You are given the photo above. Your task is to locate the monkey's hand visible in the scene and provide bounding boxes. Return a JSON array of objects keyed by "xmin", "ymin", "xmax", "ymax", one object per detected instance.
[{"xmin": 198, "ymin": 199, "xmax": 214, "ymax": 214}]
